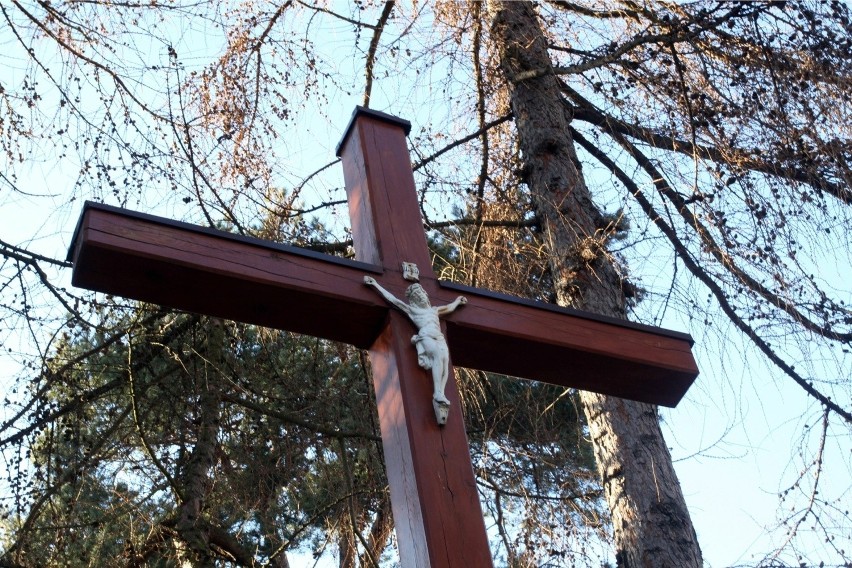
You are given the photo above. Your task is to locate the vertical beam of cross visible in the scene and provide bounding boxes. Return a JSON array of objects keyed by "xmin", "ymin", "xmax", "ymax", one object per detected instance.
[{"xmin": 337, "ymin": 108, "xmax": 494, "ymax": 567}]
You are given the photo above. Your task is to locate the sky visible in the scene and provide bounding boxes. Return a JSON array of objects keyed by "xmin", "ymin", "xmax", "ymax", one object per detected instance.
[
  {"xmin": 1, "ymin": 3, "xmax": 851, "ymax": 566},
  {"xmin": 2, "ymin": 113, "xmax": 849, "ymax": 568}
]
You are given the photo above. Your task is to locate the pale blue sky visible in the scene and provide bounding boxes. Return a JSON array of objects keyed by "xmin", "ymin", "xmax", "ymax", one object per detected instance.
[
  {"xmin": 1, "ymin": 2, "xmax": 850, "ymax": 565},
  {"xmin": 2, "ymin": 115, "xmax": 849, "ymax": 567}
]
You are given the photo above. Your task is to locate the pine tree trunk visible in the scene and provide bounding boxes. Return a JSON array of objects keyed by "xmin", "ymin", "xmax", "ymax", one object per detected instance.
[
  {"xmin": 359, "ymin": 494, "xmax": 393, "ymax": 567},
  {"xmin": 486, "ymin": 2, "xmax": 702, "ymax": 566},
  {"xmin": 174, "ymin": 319, "xmax": 225, "ymax": 567}
]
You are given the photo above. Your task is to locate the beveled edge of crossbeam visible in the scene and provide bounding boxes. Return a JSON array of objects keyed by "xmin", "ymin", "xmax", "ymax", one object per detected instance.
[
  {"xmin": 335, "ymin": 106, "xmax": 412, "ymax": 157},
  {"xmin": 439, "ymin": 280, "xmax": 694, "ymax": 345},
  {"xmin": 66, "ymin": 201, "xmax": 381, "ymax": 274}
]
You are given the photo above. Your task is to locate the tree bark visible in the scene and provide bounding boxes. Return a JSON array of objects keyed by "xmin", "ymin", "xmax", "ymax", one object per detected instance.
[
  {"xmin": 174, "ymin": 319, "xmax": 226, "ymax": 567},
  {"xmin": 359, "ymin": 494, "xmax": 393, "ymax": 568},
  {"xmin": 486, "ymin": 2, "xmax": 702, "ymax": 566}
]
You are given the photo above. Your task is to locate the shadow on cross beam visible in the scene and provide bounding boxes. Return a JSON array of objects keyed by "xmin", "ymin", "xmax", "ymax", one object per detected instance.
[{"xmin": 68, "ymin": 201, "xmax": 698, "ymax": 408}]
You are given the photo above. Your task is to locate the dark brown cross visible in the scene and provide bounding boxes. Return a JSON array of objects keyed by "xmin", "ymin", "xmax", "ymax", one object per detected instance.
[{"xmin": 68, "ymin": 107, "xmax": 698, "ymax": 568}]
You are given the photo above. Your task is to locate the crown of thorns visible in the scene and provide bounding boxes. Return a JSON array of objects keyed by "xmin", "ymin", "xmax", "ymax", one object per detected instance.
[{"xmin": 405, "ymin": 284, "xmax": 430, "ymax": 306}]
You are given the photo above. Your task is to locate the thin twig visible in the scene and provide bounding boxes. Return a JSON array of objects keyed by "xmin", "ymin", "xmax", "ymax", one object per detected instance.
[
  {"xmin": 363, "ymin": 1, "xmax": 395, "ymax": 107},
  {"xmin": 413, "ymin": 114, "xmax": 512, "ymax": 171}
]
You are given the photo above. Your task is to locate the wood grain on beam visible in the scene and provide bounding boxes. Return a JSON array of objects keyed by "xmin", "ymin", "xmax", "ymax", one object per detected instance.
[
  {"xmin": 69, "ymin": 202, "xmax": 697, "ymax": 406},
  {"xmin": 69, "ymin": 203, "xmax": 387, "ymax": 348},
  {"xmin": 436, "ymin": 284, "xmax": 697, "ymax": 407}
]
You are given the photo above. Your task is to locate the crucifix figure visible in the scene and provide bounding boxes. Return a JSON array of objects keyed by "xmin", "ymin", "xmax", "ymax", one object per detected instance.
[
  {"xmin": 68, "ymin": 107, "xmax": 698, "ymax": 567},
  {"xmin": 364, "ymin": 273, "xmax": 467, "ymax": 424}
]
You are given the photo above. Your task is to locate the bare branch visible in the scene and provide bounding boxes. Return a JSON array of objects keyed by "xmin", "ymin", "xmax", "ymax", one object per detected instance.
[
  {"xmin": 545, "ymin": 0, "xmax": 641, "ymax": 20},
  {"xmin": 10, "ymin": 0, "xmax": 165, "ymax": 121},
  {"xmin": 413, "ymin": 114, "xmax": 512, "ymax": 171},
  {"xmin": 427, "ymin": 217, "xmax": 536, "ymax": 231},
  {"xmin": 220, "ymin": 393, "xmax": 380, "ymax": 441},
  {"xmin": 296, "ymin": 0, "xmax": 376, "ymax": 29},
  {"xmin": 363, "ymin": 1, "xmax": 395, "ymax": 107},
  {"xmin": 563, "ymin": 83, "xmax": 852, "ymax": 205},
  {"xmin": 602, "ymin": 118, "xmax": 852, "ymax": 343},
  {"xmin": 572, "ymin": 127, "xmax": 852, "ymax": 424}
]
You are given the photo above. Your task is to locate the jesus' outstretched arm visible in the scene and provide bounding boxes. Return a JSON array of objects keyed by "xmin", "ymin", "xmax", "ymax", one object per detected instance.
[
  {"xmin": 437, "ymin": 295, "xmax": 467, "ymax": 316},
  {"xmin": 363, "ymin": 276, "xmax": 411, "ymax": 315}
]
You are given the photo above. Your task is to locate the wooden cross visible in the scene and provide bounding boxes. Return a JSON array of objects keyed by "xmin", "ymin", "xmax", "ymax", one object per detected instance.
[{"xmin": 68, "ymin": 107, "xmax": 698, "ymax": 567}]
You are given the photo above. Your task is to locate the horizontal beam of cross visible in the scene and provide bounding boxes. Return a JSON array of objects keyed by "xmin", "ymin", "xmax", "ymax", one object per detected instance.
[{"xmin": 69, "ymin": 201, "xmax": 696, "ymax": 406}]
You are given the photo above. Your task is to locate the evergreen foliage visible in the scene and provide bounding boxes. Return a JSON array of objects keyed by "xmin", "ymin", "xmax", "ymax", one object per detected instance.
[{"xmin": 1, "ymin": 1, "xmax": 850, "ymax": 565}]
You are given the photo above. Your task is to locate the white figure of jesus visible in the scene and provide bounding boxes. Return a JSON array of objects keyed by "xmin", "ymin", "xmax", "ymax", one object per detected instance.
[{"xmin": 364, "ymin": 276, "xmax": 467, "ymax": 410}]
